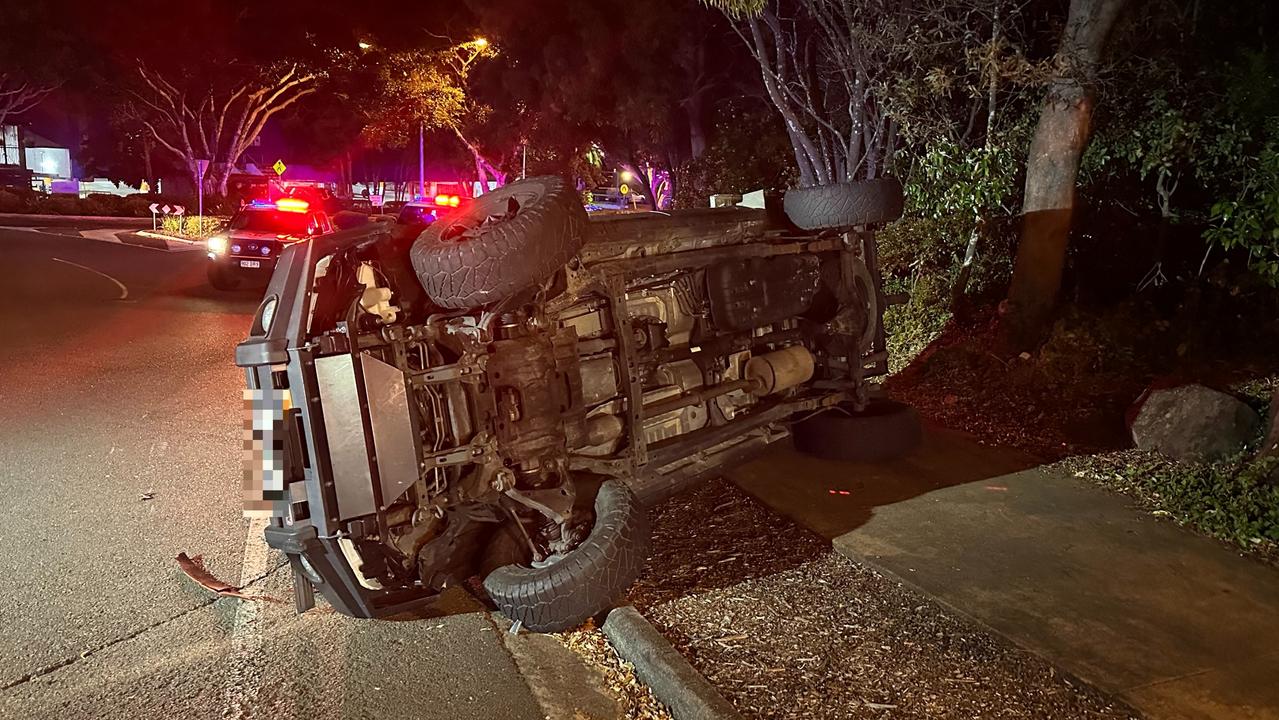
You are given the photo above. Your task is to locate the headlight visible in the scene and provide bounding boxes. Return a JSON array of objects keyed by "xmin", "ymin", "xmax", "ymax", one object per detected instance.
[{"xmin": 207, "ymin": 235, "xmax": 228, "ymax": 255}]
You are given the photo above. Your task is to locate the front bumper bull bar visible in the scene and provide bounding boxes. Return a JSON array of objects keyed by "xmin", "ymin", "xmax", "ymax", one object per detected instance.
[{"xmin": 236, "ymin": 225, "xmax": 436, "ymax": 618}]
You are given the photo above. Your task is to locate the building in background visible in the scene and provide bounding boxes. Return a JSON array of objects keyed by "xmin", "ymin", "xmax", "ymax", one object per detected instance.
[
  {"xmin": 0, "ymin": 125, "xmax": 33, "ymax": 190},
  {"xmin": 23, "ymin": 131, "xmax": 71, "ymax": 181}
]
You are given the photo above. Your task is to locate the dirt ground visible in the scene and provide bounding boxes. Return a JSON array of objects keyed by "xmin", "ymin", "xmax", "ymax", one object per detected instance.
[{"xmin": 626, "ymin": 478, "xmax": 1137, "ymax": 720}]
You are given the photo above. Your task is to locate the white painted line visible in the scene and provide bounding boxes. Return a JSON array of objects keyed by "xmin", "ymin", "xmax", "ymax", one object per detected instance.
[
  {"xmin": 78, "ymin": 228, "xmax": 125, "ymax": 244},
  {"xmin": 221, "ymin": 516, "xmax": 276, "ymax": 720},
  {"xmin": 49, "ymin": 257, "xmax": 129, "ymax": 300}
]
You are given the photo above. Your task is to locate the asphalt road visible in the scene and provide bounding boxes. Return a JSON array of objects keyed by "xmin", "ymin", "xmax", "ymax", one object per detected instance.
[{"xmin": 0, "ymin": 223, "xmax": 586, "ymax": 719}]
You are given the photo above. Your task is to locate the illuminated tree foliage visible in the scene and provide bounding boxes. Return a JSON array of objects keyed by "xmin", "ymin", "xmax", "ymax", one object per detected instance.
[{"xmin": 363, "ymin": 41, "xmax": 510, "ymax": 186}]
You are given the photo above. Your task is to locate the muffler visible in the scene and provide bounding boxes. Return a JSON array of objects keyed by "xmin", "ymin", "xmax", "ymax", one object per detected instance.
[{"xmin": 746, "ymin": 345, "xmax": 815, "ymax": 395}]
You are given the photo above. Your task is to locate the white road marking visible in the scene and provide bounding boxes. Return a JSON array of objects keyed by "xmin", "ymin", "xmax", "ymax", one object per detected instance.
[
  {"xmin": 49, "ymin": 257, "xmax": 129, "ymax": 300},
  {"xmin": 221, "ymin": 516, "xmax": 275, "ymax": 720},
  {"xmin": 0, "ymin": 224, "xmax": 193, "ymax": 252},
  {"xmin": 78, "ymin": 228, "xmax": 125, "ymax": 244}
]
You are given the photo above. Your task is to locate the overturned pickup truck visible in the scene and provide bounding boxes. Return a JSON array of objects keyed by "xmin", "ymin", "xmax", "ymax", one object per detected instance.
[{"xmin": 236, "ymin": 176, "xmax": 916, "ymax": 631}]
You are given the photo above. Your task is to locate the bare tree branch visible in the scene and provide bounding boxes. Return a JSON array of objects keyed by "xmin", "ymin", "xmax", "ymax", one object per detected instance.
[
  {"xmin": 0, "ymin": 74, "xmax": 59, "ymax": 125},
  {"xmin": 129, "ymin": 63, "xmax": 317, "ymax": 196}
]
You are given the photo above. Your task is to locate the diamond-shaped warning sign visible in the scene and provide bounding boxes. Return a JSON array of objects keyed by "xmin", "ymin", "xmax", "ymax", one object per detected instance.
[{"xmin": 272, "ymin": 159, "xmax": 287, "ymax": 176}]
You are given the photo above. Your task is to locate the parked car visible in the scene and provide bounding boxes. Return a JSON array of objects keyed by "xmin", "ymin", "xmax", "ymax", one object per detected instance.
[
  {"xmin": 206, "ymin": 198, "xmax": 334, "ymax": 290},
  {"xmin": 396, "ymin": 193, "xmax": 466, "ymax": 228},
  {"xmin": 235, "ymin": 175, "xmax": 912, "ymax": 631}
]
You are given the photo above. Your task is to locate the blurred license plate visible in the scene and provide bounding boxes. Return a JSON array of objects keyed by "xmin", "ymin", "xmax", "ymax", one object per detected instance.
[
  {"xmin": 240, "ymin": 260, "xmax": 261, "ymax": 268},
  {"xmin": 244, "ymin": 386, "xmax": 291, "ymax": 517}
]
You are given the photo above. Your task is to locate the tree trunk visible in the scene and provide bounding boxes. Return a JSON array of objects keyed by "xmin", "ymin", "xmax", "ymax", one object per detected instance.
[
  {"xmin": 620, "ymin": 161, "xmax": 655, "ymax": 209},
  {"xmin": 1004, "ymin": 0, "xmax": 1128, "ymax": 346},
  {"xmin": 142, "ymin": 136, "xmax": 154, "ymax": 191},
  {"xmin": 687, "ymin": 91, "xmax": 707, "ymax": 161}
]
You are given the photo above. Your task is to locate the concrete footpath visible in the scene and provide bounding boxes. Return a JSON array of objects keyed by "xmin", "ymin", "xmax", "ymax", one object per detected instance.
[{"xmin": 731, "ymin": 428, "xmax": 1279, "ymax": 720}]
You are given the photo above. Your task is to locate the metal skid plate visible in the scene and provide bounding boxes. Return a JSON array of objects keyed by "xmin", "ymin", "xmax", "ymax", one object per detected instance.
[
  {"xmin": 315, "ymin": 353, "xmax": 418, "ymax": 521},
  {"xmin": 705, "ymin": 254, "xmax": 822, "ymax": 332}
]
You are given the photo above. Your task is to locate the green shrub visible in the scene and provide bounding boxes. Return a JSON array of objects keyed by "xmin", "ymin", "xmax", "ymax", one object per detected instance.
[
  {"xmin": 77, "ymin": 197, "xmax": 107, "ymax": 216},
  {"xmin": 1089, "ymin": 452, "xmax": 1279, "ymax": 553},
  {"xmin": 122, "ymin": 194, "xmax": 174, "ymax": 217},
  {"xmin": 42, "ymin": 196, "xmax": 82, "ymax": 215},
  {"xmin": 0, "ymin": 188, "xmax": 32, "ymax": 213},
  {"xmin": 673, "ymin": 101, "xmax": 797, "ymax": 209},
  {"xmin": 160, "ymin": 214, "xmax": 225, "ymax": 238},
  {"xmin": 876, "ymin": 215, "xmax": 1015, "ymax": 369},
  {"xmin": 85, "ymin": 193, "xmax": 128, "ymax": 216}
]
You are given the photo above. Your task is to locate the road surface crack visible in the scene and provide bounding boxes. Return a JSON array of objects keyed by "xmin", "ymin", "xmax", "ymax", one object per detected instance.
[{"xmin": 0, "ymin": 560, "xmax": 288, "ymax": 694}]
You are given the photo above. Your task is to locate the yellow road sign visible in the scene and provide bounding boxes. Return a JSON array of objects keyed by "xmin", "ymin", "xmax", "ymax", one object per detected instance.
[
  {"xmin": 273, "ymin": 159, "xmax": 287, "ymax": 176},
  {"xmin": 619, "ymin": 183, "xmax": 630, "ymax": 196}
]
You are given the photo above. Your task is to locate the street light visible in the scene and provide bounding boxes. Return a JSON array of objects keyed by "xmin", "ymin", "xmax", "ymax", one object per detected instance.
[{"xmin": 473, "ymin": 37, "xmax": 489, "ymax": 48}]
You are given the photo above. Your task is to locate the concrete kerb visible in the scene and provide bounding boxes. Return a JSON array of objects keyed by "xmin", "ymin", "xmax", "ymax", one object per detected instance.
[
  {"xmin": 602, "ymin": 605, "xmax": 742, "ymax": 720},
  {"xmin": 136, "ymin": 230, "xmax": 203, "ymax": 246}
]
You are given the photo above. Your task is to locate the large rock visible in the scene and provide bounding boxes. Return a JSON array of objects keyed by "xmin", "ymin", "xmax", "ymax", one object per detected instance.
[{"xmin": 1131, "ymin": 384, "xmax": 1261, "ymax": 463}]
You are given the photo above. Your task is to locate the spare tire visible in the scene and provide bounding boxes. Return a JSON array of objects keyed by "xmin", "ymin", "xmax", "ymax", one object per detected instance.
[
  {"xmin": 783, "ymin": 178, "xmax": 904, "ymax": 230},
  {"xmin": 483, "ymin": 480, "xmax": 650, "ymax": 633},
  {"xmin": 410, "ymin": 176, "xmax": 588, "ymax": 309},
  {"xmin": 793, "ymin": 399, "xmax": 922, "ymax": 462}
]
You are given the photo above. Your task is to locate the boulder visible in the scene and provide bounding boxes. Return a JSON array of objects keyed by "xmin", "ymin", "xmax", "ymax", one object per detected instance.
[{"xmin": 1130, "ymin": 384, "xmax": 1261, "ymax": 463}]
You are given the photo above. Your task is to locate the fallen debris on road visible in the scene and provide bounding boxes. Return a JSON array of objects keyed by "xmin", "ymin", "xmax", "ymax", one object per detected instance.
[{"xmin": 175, "ymin": 553, "xmax": 282, "ymax": 603}]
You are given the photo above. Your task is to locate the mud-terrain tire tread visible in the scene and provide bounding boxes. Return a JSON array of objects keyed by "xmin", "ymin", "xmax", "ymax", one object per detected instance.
[
  {"xmin": 484, "ymin": 481, "xmax": 650, "ymax": 633},
  {"xmin": 409, "ymin": 176, "xmax": 587, "ymax": 309},
  {"xmin": 783, "ymin": 178, "xmax": 904, "ymax": 230},
  {"xmin": 794, "ymin": 399, "xmax": 922, "ymax": 462}
]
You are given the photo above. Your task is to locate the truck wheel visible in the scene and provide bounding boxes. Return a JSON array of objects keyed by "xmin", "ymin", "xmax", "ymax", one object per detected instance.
[
  {"xmin": 207, "ymin": 264, "xmax": 240, "ymax": 291},
  {"xmin": 410, "ymin": 176, "xmax": 588, "ymax": 309},
  {"xmin": 793, "ymin": 399, "xmax": 922, "ymax": 462},
  {"xmin": 783, "ymin": 178, "xmax": 904, "ymax": 230},
  {"xmin": 483, "ymin": 480, "xmax": 650, "ymax": 633}
]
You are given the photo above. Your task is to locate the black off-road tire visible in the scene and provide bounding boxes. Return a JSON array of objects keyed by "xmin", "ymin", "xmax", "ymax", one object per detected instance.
[
  {"xmin": 207, "ymin": 264, "xmax": 240, "ymax": 291},
  {"xmin": 783, "ymin": 178, "xmax": 904, "ymax": 230},
  {"xmin": 410, "ymin": 176, "xmax": 588, "ymax": 309},
  {"xmin": 483, "ymin": 480, "xmax": 650, "ymax": 633},
  {"xmin": 793, "ymin": 399, "xmax": 922, "ymax": 462}
]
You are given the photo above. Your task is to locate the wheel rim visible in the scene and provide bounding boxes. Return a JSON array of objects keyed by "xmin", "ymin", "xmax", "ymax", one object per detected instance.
[{"xmin": 438, "ymin": 184, "xmax": 546, "ymax": 243}]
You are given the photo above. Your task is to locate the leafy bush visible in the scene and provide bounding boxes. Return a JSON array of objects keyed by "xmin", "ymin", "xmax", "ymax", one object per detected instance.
[
  {"xmin": 904, "ymin": 137, "xmax": 1020, "ymax": 222},
  {"xmin": 122, "ymin": 194, "xmax": 170, "ymax": 217},
  {"xmin": 76, "ymin": 196, "xmax": 107, "ymax": 216},
  {"xmin": 41, "ymin": 196, "xmax": 83, "ymax": 215},
  {"xmin": 1205, "ymin": 141, "xmax": 1279, "ymax": 283},
  {"xmin": 0, "ymin": 188, "xmax": 33, "ymax": 213},
  {"xmin": 1077, "ymin": 451, "xmax": 1279, "ymax": 556},
  {"xmin": 85, "ymin": 193, "xmax": 129, "ymax": 216},
  {"xmin": 673, "ymin": 101, "xmax": 797, "ymax": 209},
  {"xmin": 1083, "ymin": 49, "xmax": 1279, "ymax": 286},
  {"xmin": 877, "ymin": 214, "xmax": 1016, "ymax": 369},
  {"xmin": 160, "ymin": 214, "xmax": 224, "ymax": 238}
]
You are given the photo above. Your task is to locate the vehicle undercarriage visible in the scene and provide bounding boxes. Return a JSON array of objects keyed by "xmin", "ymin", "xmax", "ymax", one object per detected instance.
[{"xmin": 237, "ymin": 177, "xmax": 909, "ymax": 631}]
